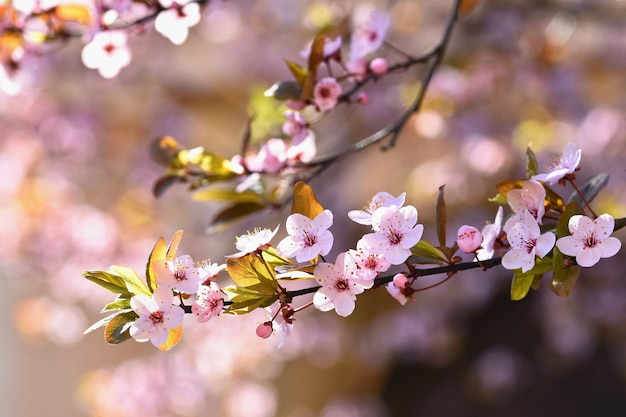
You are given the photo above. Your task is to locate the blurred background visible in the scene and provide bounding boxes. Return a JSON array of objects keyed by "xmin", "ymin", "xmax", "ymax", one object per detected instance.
[{"xmin": 2, "ymin": 0, "xmax": 626, "ymax": 416}]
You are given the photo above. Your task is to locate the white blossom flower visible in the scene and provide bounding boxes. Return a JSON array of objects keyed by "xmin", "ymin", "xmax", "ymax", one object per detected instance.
[
  {"xmin": 385, "ymin": 273, "xmax": 412, "ymax": 305},
  {"xmin": 502, "ymin": 210, "xmax": 556, "ymax": 273},
  {"xmin": 228, "ymin": 226, "xmax": 280, "ymax": 258},
  {"xmin": 81, "ymin": 30, "xmax": 131, "ymax": 79},
  {"xmin": 532, "ymin": 142, "xmax": 582, "ymax": 185},
  {"xmin": 349, "ymin": 238, "xmax": 391, "ymax": 276},
  {"xmin": 476, "ymin": 206, "xmax": 504, "ymax": 261},
  {"xmin": 361, "ymin": 205, "xmax": 423, "ymax": 265},
  {"xmin": 556, "ymin": 214, "xmax": 622, "ymax": 267},
  {"xmin": 277, "ymin": 210, "xmax": 334, "ymax": 263},
  {"xmin": 192, "ymin": 282, "xmax": 224, "ymax": 322},
  {"xmin": 155, "ymin": 254, "xmax": 204, "ymax": 294},
  {"xmin": 313, "ymin": 252, "xmax": 375, "ymax": 317},
  {"xmin": 154, "ymin": 0, "xmax": 201, "ymax": 45},
  {"xmin": 349, "ymin": 9, "xmax": 391, "ymax": 60},
  {"xmin": 457, "ymin": 225, "xmax": 483, "ymax": 253},
  {"xmin": 503, "ymin": 180, "xmax": 546, "ymax": 231},
  {"xmin": 348, "ymin": 191, "xmax": 406, "ymax": 226},
  {"xmin": 130, "ymin": 287, "xmax": 185, "ymax": 347}
]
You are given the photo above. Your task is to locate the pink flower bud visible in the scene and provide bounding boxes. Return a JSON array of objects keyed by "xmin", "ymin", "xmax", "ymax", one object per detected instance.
[
  {"xmin": 457, "ymin": 225, "xmax": 483, "ymax": 253},
  {"xmin": 256, "ymin": 321, "xmax": 273, "ymax": 339},
  {"xmin": 357, "ymin": 92, "xmax": 369, "ymax": 104},
  {"xmin": 369, "ymin": 57, "xmax": 388, "ymax": 75},
  {"xmin": 392, "ymin": 273, "xmax": 409, "ymax": 288}
]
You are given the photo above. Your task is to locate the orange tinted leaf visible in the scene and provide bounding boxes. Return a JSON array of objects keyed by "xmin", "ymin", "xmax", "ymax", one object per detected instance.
[
  {"xmin": 285, "ymin": 60, "xmax": 309, "ymax": 86},
  {"xmin": 146, "ymin": 237, "xmax": 167, "ymax": 293},
  {"xmin": 460, "ymin": 0, "xmax": 480, "ymax": 15},
  {"xmin": 157, "ymin": 324, "xmax": 183, "ymax": 351},
  {"xmin": 291, "ymin": 181, "xmax": 324, "ymax": 219},
  {"xmin": 166, "ymin": 230, "xmax": 184, "ymax": 261},
  {"xmin": 150, "ymin": 136, "xmax": 181, "ymax": 166},
  {"xmin": 55, "ymin": 4, "xmax": 92, "ymax": 24}
]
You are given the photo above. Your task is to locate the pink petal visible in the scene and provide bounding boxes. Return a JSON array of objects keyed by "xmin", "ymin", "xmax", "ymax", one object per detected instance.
[
  {"xmin": 576, "ymin": 246, "xmax": 601, "ymax": 267},
  {"xmin": 598, "ymin": 237, "xmax": 621, "ymax": 258},
  {"xmin": 556, "ymin": 236, "xmax": 581, "ymax": 257}
]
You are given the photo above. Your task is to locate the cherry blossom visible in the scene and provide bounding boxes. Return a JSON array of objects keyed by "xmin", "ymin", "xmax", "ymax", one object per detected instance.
[
  {"xmin": 532, "ymin": 142, "xmax": 582, "ymax": 185},
  {"xmin": 369, "ymin": 57, "xmax": 388, "ymax": 75},
  {"xmin": 349, "ymin": 9, "xmax": 391, "ymax": 61},
  {"xmin": 154, "ymin": 0, "xmax": 201, "ymax": 46},
  {"xmin": 348, "ymin": 191, "xmax": 406, "ymax": 226},
  {"xmin": 155, "ymin": 254, "xmax": 204, "ymax": 294},
  {"xmin": 361, "ymin": 205, "xmax": 424, "ymax": 265},
  {"xmin": 191, "ymin": 281, "xmax": 224, "ymax": 322},
  {"xmin": 197, "ymin": 260, "xmax": 226, "ymax": 284},
  {"xmin": 81, "ymin": 30, "xmax": 131, "ymax": 79},
  {"xmin": 129, "ymin": 287, "xmax": 185, "ymax": 347},
  {"xmin": 313, "ymin": 252, "xmax": 375, "ymax": 317},
  {"xmin": 556, "ymin": 214, "xmax": 622, "ymax": 267},
  {"xmin": 286, "ymin": 130, "xmax": 317, "ymax": 164},
  {"xmin": 264, "ymin": 302, "xmax": 294, "ymax": 348},
  {"xmin": 282, "ymin": 110, "xmax": 308, "ymax": 142},
  {"xmin": 457, "ymin": 225, "xmax": 482, "ymax": 253},
  {"xmin": 476, "ymin": 206, "xmax": 504, "ymax": 261},
  {"xmin": 501, "ymin": 210, "xmax": 555, "ymax": 273},
  {"xmin": 503, "ymin": 180, "xmax": 546, "ymax": 231},
  {"xmin": 228, "ymin": 226, "xmax": 279, "ymax": 258},
  {"xmin": 313, "ymin": 77, "xmax": 342, "ymax": 111},
  {"xmin": 349, "ymin": 238, "xmax": 391, "ymax": 277},
  {"xmin": 385, "ymin": 273, "xmax": 413, "ymax": 305},
  {"xmin": 277, "ymin": 210, "xmax": 334, "ymax": 263}
]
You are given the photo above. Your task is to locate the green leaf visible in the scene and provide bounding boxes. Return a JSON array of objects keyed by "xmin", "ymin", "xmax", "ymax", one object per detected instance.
[
  {"xmin": 567, "ymin": 173, "xmax": 610, "ymax": 206},
  {"xmin": 222, "ymin": 286, "xmax": 278, "ymax": 314},
  {"xmin": 207, "ymin": 202, "xmax": 266, "ymax": 234},
  {"xmin": 226, "ymin": 253, "xmax": 279, "ymax": 295},
  {"xmin": 82, "ymin": 270, "xmax": 129, "ymax": 295},
  {"xmin": 556, "ymin": 202, "xmax": 585, "ymax": 238},
  {"xmin": 488, "ymin": 193, "xmax": 508, "ymax": 205},
  {"xmin": 291, "ymin": 181, "xmax": 324, "ymax": 219},
  {"xmin": 104, "ymin": 311, "xmax": 138, "ymax": 345},
  {"xmin": 410, "ymin": 240, "xmax": 448, "ymax": 264},
  {"xmin": 193, "ymin": 188, "xmax": 262, "ymax": 204},
  {"xmin": 526, "ymin": 146, "xmax": 539, "ymax": 178},
  {"xmin": 108, "ymin": 265, "xmax": 151, "ymax": 297},
  {"xmin": 510, "ymin": 257, "xmax": 554, "ymax": 300},
  {"xmin": 436, "ymin": 185, "xmax": 447, "ymax": 247},
  {"xmin": 102, "ymin": 297, "xmax": 132, "ymax": 312},
  {"xmin": 261, "ymin": 247, "xmax": 293, "ymax": 270},
  {"xmin": 511, "ymin": 271, "xmax": 535, "ymax": 301},
  {"xmin": 549, "ymin": 266, "xmax": 580, "ymax": 297}
]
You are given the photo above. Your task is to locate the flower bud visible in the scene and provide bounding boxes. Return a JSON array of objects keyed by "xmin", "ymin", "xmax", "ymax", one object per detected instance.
[
  {"xmin": 256, "ymin": 321, "xmax": 273, "ymax": 339},
  {"xmin": 392, "ymin": 273, "xmax": 409, "ymax": 289},
  {"xmin": 457, "ymin": 225, "xmax": 483, "ymax": 253},
  {"xmin": 369, "ymin": 57, "xmax": 388, "ymax": 75},
  {"xmin": 357, "ymin": 92, "xmax": 369, "ymax": 104}
]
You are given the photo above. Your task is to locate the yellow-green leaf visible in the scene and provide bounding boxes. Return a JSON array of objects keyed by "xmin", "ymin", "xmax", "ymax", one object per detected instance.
[
  {"xmin": 526, "ymin": 146, "xmax": 539, "ymax": 178},
  {"xmin": 108, "ymin": 265, "xmax": 151, "ymax": 297},
  {"xmin": 222, "ymin": 286, "xmax": 278, "ymax": 314},
  {"xmin": 410, "ymin": 240, "xmax": 448, "ymax": 265},
  {"xmin": 146, "ymin": 237, "xmax": 167, "ymax": 293},
  {"xmin": 82, "ymin": 270, "xmax": 129, "ymax": 295},
  {"xmin": 291, "ymin": 181, "xmax": 324, "ymax": 219},
  {"xmin": 549, "ymin": 266, "xmax": 580, "ymax": 297},
  {"xmin": 103, "ymin": 311, "xmax": 137, "ymax": 344},
  {"xmin": 226, "ymin": 253, "xmax": 279, "ymax": 295},
  {"xmin": 285, "ymin": 59, "xmax": 309, "ymax": 86},
  {"xmin": 511, "ymin": 271, "xmax": 535, "ymax": 301}
]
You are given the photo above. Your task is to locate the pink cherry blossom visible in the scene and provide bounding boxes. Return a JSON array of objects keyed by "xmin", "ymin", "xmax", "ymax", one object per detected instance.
[
  {"xmin": 502, "ymin": 210, "xmax": 555, "ymax": 273},
  {"xmin": 532, "ymin": 142, "xmax": 582, "ymax": 185},
  {"xmin": 556, "ymin": 214, "xmax": 621, "ymax": 267},
  {"xmin": 361, "ymin": 205, "xmax": 424, "ymax": 265},
  {"xmin": 457, "ymin": 225, "xmax": 483, "ymax": 253},
  {"xmin": 386, "ymin": 273, "xmax": 412, "ymax": 305},
  {"xmin": 277, "ymin": 210, "xmax": 334, "ymax": 262},
  {"xmin": 228, "ymin": 226, "xmax": 279, "ymax": 258},
  {"xmin": 349, "ymin": 9, "xmax": 391, "ymax": 60},
  {"xmin": 154, "ymin": 0, "xmax": 201, "ymax": 45},
  {"xmin": 197, "ymin": 260, "xmax": 226, "ymax": 284},
  {"xmin": 286, "ymin": 130, "xmax": 316, "ymax": 163},
  {"xmin": 347, "ymin": 58, "xmax": 368, "ymax": 81},
  {"xmin": 503, "ymin": 180, "xmax": 546, "ymax": 231},
  {"xmin": 313, "ymin": 77, "xmax": 342, "ymax": 111},
  {"xmin": 313, "ymin": 252, "xmax": 375, "ymax": 317},
  {"xmin": 348, "ymin": 191, "xmax": 406, "ymax": 226},
  {"xmin": 256, "ymin": 321, "xmax": 273, "ymax": 339},
  {"xmin": 155, "ymin": 254, "xmax": 204, "ymax": 294},
  {"xmin": 192, "ymin": 281, "xmax": 224, "ymax": 322},
  {"xmin": 476, "ymin": 206, "xmax": 504, "ymax": 261},
  {"xmin": 264, "ymin": 302, "xmax": 294, "ymax": 348},
  {"xmin": 129, "ymin": 287, "xmax": 185, "ymax": 347},
  {"xmin": 81, "ymin": 30, "xmax": 131, "ymax": 79},
  {"xmin": 349, "ymin": 238, "xmax": 391, "ymax": 276},
  {"xmin": 282, "ymin": 110, "xmax": 308, "ymax": 141}
]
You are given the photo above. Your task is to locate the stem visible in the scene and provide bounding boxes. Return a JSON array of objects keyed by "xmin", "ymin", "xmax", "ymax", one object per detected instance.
[
  {"xmin": 285, "ymin": 257, "xmax": 502, "ymax": 300},
  {"xmin": 568, "ymin": 177, "xmax": 598, "ymax": 218}
]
